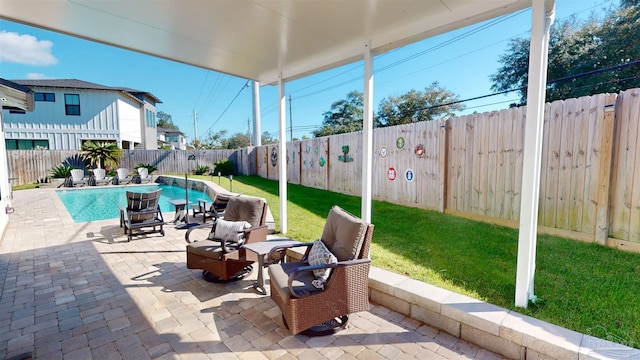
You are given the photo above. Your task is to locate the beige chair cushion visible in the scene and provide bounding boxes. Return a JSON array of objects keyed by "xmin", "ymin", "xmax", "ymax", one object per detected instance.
[
  {"xmin": 320, "ymin": 206, "xmax": 367, "ymax": 261},
  {"xmin": 223, "ymin": 196, "xmax": 265, "ymax": 227},
  {"xmin": 268, "ymin": 262, "xmax": 321, "ymax": 304},
  {"xmin": 186, "ymin": 240, "xmax": 224, "ymax": 260}
]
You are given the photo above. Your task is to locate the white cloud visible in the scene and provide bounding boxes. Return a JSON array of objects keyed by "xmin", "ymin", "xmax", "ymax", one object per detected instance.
[
  {"xmin": 27, "ymin": 73, "xmax": 51, "ymax": 79},
  {"xmin": 0, "ymin": 31, "xmax": 58, "ymax": 66}
]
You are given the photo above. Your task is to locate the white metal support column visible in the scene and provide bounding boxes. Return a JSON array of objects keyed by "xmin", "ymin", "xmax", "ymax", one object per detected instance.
[
  {"xmin": 252, "ymin": 81, "xmax": 262, "ymax": 147},
  {"xmin": 0, "ymin": 111, "xmax": 11, "ymax": 236},
  {"xmin": 515, "ymin": 0, "xmax": 555, "ymax": 308},
  {"xmin": 362, "ymin": 43, "xmax": 374, "ymax": 223},
  {"xmin": 278, "ymin": 75, "xmax": 288, "ymax": 234}
]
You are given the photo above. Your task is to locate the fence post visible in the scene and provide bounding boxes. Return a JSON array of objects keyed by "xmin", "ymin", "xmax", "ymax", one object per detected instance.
[
  {"xmin": 298, "ymin": 142, "xmax": 302, "ymax": 185},
  {"xmin": 595, "ymin": 94, "xmax": 618, "ymax": 245},
  {"xmin": 438, "ymin": 119, "xmax": 448, "ymax": 213}
]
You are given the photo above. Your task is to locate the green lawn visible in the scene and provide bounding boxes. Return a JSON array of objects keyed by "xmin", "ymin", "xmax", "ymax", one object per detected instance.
[{"xmin": 199, "ymin": 174, "xmax": 640, "ymax": 348}]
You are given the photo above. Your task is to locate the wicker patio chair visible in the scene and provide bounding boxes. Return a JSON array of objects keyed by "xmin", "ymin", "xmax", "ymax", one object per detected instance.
[
  {"xmin": 118, "ymin": 189, "xmax": 165, "ymax": 242},
  {"xmin": 185, "ymin": 196, "xmax": 268, "ymax": 281},
  {"xmin": 267, "ymin": 205, "xmax": 374, "ymax": 336}
]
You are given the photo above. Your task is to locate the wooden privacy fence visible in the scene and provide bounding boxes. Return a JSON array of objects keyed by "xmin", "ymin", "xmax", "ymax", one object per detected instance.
[
  {"xmin": 120, "ymin": 149, "xmax": 238, "ymax": 175},
  {"xmin": 8, "ymin": 149, "xmax": 239, "ymax": 185},
  {"xmin": 249, "ymin": 89, "xmax": 638, "ymax": 250},
  {"xmin": 8, "ymin": 88, "xmax": 640, "ymax": 249}
]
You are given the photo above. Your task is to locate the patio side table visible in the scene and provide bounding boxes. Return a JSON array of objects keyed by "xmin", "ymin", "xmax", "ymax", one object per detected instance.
[
  {"xmin": 243, "ymin": 238, "xmax": 300, "ymax": 295},
  {"xmin": 168, "ymin": 199, "xmax": 194, "ymax": 224}
]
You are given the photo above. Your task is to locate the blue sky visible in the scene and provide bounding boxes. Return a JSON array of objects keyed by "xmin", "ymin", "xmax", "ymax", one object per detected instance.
[{"xmin": 0, "ymin": 0, "xmax": 615, "ymax": 142}]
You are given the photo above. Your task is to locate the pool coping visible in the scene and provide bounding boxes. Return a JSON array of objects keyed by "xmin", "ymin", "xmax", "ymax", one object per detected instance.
[
  {"xmin": 367, "ymin": 266, "xmax": 640, "ymax": 359},
  {"xmin": 156, "ymin": 175, "xmax": 276, "ymax": 233}
]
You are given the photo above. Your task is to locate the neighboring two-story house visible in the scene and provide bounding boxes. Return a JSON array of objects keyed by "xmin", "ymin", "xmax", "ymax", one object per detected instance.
[
  {"xmin": 157, "ymin": 127, "xmax": 187, "ymax": 150},
  {"xmin": 1, "ymin": 79, "xmax": 161, "ymax": 150}
]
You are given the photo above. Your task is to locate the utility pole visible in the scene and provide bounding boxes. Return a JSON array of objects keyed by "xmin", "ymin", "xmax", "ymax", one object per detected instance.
[
  {"xmin": 288, "ymin": 94, "xmax": 293, "ymax": 141},
  {"xmin": 193, "ymin": 110, "xmax": 198, "ymax": 140},
  {"xmin": 247, "ymin": 118, "xmax": 252, "ymax": 146}
]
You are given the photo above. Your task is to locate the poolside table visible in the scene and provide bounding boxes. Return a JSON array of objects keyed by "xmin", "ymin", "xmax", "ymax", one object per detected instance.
[
  {"xmin": 243, "ymin": 238, "xmax": 300, "ymax": 295},
  {"xmin": 168, "ymin": 199, "xmax": 195, "ymax": 224}
]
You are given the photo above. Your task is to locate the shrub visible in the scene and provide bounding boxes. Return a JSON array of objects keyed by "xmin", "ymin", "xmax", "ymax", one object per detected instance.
[
  {"xmin": 135, "ymin": 163, "xmax": 157, "ymax": 173},
  {"xmin": 104, "ymin": 167, "xmax": 117, "ymax": 177},
  {"xmin": 80, "ymin": 141, "xmax": 121, "ymax": 169},
  {"xmin": 62, "ymin": 154, "xmax": 87, "ymax": 169},
  {"xmin": 213, "ymin": 159, "xmax": 234, "ymax": 176},
  {"xmin": 193, "ymin": 165, "xmax": 210, "ymax": 175},
  {"xmin": 50, "ymin": 165, "xmax": 74, "ymax": 179}
]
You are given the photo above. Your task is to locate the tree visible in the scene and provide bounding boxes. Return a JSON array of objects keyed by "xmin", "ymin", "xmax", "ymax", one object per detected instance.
[
  {"xmin": 377, "ymin": 82, "xmax": 464, "ymax": 126},
  {"xmin": 188, "ymin": 139, "xmax": 208, "ymax": 150},
  {"xmin": 261, "ymin": 131, "xmax": 277, "ymax": 144},
  {"xmin": 312, "ymin": 91, "xmax": 366, "ymax": 137},
  {"xmin": 80, "ymin": 141, "xmax": 122, "ymax": 169},
  {"xmin": 192, "ymin": 130, "xmax": 228, "ymax": 149},
  {"xmin": 491, "ymin": 4, "xmax": 640, "ymax": 104},
  {"xmin": 157, "ymin": 111, "xmax": 178, "ymax": 130},
  {"xmin": 227, "ymin": 132, "xmax": 251, "ymax": 149}
]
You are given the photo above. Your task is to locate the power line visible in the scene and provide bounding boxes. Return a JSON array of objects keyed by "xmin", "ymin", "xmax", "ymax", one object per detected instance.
[
  {"xmin": 197, "ymin": 75, "xmax": 231, "ymax": 116},
  {"xmin": 416, "ymin": 59, "xmax": 640, "ymax": 113},
  {"xmin": 192, "ymin": 70, "xmax": 209, "ymax": 111},
  {"xmin": 261, "ymin": 2, "xmax": 613, "ymax": 115},
  {"xmin": 259, "ymin": 10, "xmax": 529, "ymax": 109},
  {"xmin": 376, "ymin": 10, "xmax": 528, "ymax": 74},
  {"xmin": 200, "ymin": 80, "xmax": 250, "ymax": 138}
]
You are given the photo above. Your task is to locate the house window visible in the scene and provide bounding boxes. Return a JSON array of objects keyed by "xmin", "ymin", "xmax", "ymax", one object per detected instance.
[
  {"xmin": 9, "ymin": 110, "xmax": 26, "ymax": 114},
  {"xmin": 145, "ymin": 109, "xmax": 156, "ymax": 128},
  {"xmin": 34, "ymin": 92, "xmax": 55, "ymax": 102},
  {"xmin": 5, "ymin": 139, "xmax": 50, "ymax": 150},
  {"xmin": 64, "ymin": 94, "xmax": 81, "ymax": 115}
]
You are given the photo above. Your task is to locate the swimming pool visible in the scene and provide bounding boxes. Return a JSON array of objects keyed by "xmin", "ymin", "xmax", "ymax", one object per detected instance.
[{"xmin": 56, "ymin": 184, "xmax": 212, "ymax": 223}]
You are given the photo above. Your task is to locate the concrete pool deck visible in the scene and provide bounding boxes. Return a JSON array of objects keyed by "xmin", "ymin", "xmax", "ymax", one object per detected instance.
[
  {"xmin": 0, "ymin": 185, "xmax": 637, "ymax": 359},
  {"xmin": 0, "ymin": 187, "xmax": 506, "ymax": 359}
]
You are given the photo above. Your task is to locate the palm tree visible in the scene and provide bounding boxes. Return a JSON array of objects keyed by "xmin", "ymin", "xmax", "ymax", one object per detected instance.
[{"xmin": 80, "ymin": 141, "xmax": 122, "ymax": 169}]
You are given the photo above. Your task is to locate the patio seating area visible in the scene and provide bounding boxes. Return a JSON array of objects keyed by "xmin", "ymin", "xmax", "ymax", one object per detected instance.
[{"xmin": 0, "ymin": 187, "xmax": 505, "ymax": 359}]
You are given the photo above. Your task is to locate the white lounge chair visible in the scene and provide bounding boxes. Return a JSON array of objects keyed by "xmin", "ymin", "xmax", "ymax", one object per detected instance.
[
  {"xmin": 116, "ymin": 168, "xmax": 132, "ymax": 185},
  {"xmin": 92, "ymin": 168, "xmax": 113, "ymax": 186},
  {"xmin": 137, "ymin": 167, "xmax": 153, "ymax": 183},
  {"xmin": 70, "ymin": 169, "xmax": 88, "ymax": 187}
]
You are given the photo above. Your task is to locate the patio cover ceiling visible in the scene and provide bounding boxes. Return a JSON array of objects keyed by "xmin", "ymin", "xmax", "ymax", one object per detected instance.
[{"xmin": 2, "ymin": 0, "xmax": 529, "ymax": 84}]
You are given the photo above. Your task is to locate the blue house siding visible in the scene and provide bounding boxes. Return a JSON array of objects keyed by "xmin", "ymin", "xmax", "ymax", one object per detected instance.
[{"xmin": 1, "ymin": 79, "xmax": 161, "ymax": 150}]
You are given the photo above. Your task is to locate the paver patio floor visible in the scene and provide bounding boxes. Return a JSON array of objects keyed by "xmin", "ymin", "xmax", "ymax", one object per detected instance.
[{"xmin": 0, "ymin": 188, "xmax": 505, "ymax": 359}]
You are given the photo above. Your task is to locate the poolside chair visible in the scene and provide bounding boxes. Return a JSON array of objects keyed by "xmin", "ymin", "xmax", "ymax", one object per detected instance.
[
  {"xmin": 185, "ymin": 196, "xmax": 268, "ymax": 281},
  {"xmin": 191, "ymin": 193, "xmax": 233, "ymax": 223},
  {"xmin": 267, "ymin": 206, "xmax": 374, "ymax": 336},
  {"xmin": 92, "ymin": 168, "xmax": 113, "ymax": 186},
  {"xmin": 119, "ymin": 189, "xmax": 165, "ymax": 242},
  {"xmin": 116, "ymin": 168, "xmax": 132, "ymax": 185},
  {"xmin": 137, "ymin": 167, "xmax": 153, "ymax": 183},
  {"xmin": 70, "ymin": 169, "xmax": 89, "ymax": 187}
]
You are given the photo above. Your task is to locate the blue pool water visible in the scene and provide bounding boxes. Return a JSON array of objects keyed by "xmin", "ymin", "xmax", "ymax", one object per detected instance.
[{"xmin": 56, "ymin": 184, "xmax": 212, "ymax": 223}]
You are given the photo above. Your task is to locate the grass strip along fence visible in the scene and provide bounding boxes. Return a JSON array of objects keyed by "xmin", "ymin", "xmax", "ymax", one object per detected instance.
[{"xmin": 202, "ymin": 174, "xmax": 640, "ymax": 349}]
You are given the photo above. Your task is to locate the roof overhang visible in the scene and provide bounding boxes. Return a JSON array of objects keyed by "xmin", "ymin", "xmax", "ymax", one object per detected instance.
[
  {"xmin": 1, "ymin": 0, "xmax": 530, "ymax": 85},
  {"xmin": 0, "ymin": 78, "xmax": 35, "ymax": 112}
]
